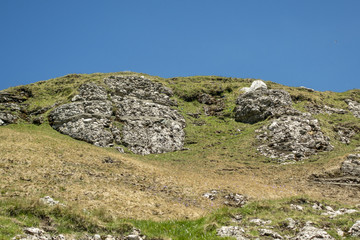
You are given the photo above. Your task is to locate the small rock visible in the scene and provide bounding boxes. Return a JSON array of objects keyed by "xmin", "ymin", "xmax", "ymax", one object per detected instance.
[
  {"xmin": 116, "ymin": 147, "xmax": 125, "ymax": 153},
  {"xmin": 286, "ymin": 218, "xmax": 297, "ymax": 230},
  {"xmin": 217, "ymin": 226, "xmax": 248, "ymax": 240},
  {"xmin": 93, "ymin": 234, "xmax": 101, "ymax": 240},
  {"xmin": 259, "ymin": 229, "xmax": 283, "ymax": 239},
  {"xmin": 39, "ymin": 196, "xmax": 60, "ymax": 206},
  {"xmin": 312, "ymin": 202, "xmax": 323, "ymax": 210},
  {"xmin": 203, "ymin": 190, "xmax": 218, "ymax": 200},
  {"xmin": 24, "ymin": 227, "xmax": 45, "ymax": 235},
  {"xmin": 224, "ymin": 193, "xmax": 248, "ymax": 207},
  {"xmin": 249, "ymin": 218, "xmax": 272, "ymax": 226},
  {"xmin": 290, "ymin": 204, "xmax": 304, "ymax": 211},
  {"xmin": 299, "ymin": 86, "xmax": 315, "ymax": 92},
  {"xmin": 341, "ymin": 154, "xmax": 360, "ymax": 177},
  {"xmin": 293, "ymin": 222, "xmax": 334, "ymax": 240},
  {"xmin": 336, "ymin": 228, "xmax": 344, "ymax": 237}
]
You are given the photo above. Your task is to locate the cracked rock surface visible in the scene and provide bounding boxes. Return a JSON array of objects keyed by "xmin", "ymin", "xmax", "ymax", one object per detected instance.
[{"xmin": 49, "ymin": 76, "xmax": 185, "ymax": 154}]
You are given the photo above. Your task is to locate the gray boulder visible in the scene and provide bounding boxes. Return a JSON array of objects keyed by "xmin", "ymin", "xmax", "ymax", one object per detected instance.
[
  {"xmin": 49, "ymin": 76, "xmax": 185, "ymax": 154},
  {"xmin": 234, "ymin": 88, "xmax": 292, "ymax": 124},
  {"xmin": 341, "ymin": 154, "xmax": 360, "ymax": 177},
  {"xmin": 257, "ymin": 111, "xmax": 333, "ymax": 162}
]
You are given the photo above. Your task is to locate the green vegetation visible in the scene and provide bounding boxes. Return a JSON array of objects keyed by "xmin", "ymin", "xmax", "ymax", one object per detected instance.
[
  {"xmin": 1, "ymin": 72, "xmax": 359, "ymax": 239},
  {"xmin": 1, "ymin": 196, "xmax": 360, "ymax": 239}
]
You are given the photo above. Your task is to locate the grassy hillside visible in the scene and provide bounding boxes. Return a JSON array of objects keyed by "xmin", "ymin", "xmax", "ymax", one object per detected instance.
[{"xmin": 1, "ymin": 72, "xmax": 360, "ymax": 239}]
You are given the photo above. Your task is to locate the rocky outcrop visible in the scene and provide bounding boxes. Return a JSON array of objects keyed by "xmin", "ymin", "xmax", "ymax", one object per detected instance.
[
  {"xmin": 49, "ymin": 76, "xmax": 185, "ymax": 155},
  {"xmin": 236, "ymin": 81, "xmax": 333, "ymax": 162},
  {"xmin": 256, "ymin": 111, "xmax": 333, "ymax": 162},
  {"xmin": 234, "ymin": 83, "xmax": 292, "ymax": 124},
  {"xmin": 49, "ymin": 83, "xmax": 114, "ymax": 147},
  {"xmin": 341, "ymin": 154, "xmax": 360, "ymax": 177},
  {"xmin": 346, "ymin": 99, "xmax": 360, "ymax": 118}
]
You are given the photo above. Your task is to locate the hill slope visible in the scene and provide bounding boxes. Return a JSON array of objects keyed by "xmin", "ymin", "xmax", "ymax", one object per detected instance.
[{"xmin": 1, "ymin": 72, "xmax": 360, "ymax": 239}]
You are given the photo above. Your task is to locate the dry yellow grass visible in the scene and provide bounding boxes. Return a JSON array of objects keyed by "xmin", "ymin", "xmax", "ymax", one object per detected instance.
[{"xmin": 0, "ymin": 124, "xmax": 359, "ymax": 222}]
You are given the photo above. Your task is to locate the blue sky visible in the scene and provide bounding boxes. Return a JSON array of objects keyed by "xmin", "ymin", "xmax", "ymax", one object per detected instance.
[{"xmin": 1, "ymin": 0, "xmax": 359, "ymax": 92}]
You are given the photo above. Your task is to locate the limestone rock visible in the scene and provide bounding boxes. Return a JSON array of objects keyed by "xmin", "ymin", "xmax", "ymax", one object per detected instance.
[
  {"xmin": 241, "ymin": 80, "xmax": 267, "ymax": 93},
  {"xmin": 249, "ymin": 218, "xmax": 272, "ymax": 226},
  {"xmin": 49, "ymin": 76, "xmax": 185, "ymax": 155},
  {"xmin": 333, "ymin": 125, "xmax": 357, "ymax": 144},
  {"xmin": 341, "ymin": 154, "xmax": 360, "ymax": 177},
  {"xmin": 346, "ymin": 99, "xmax": 360, "ymax": 118},
  {"xmin": 104, "ymin": 75, "xmax": 175, "ymax": 106},
  {"xmin": 217, "ymin": 226, "xmax": 248, "ymax": 240},
  {"xmin": 290, "ymin": 204, "xmax": 304, "ymax": 211},
  {"xmin": 202, "ymin": 190, "xmax": 218, "ymax": 200},
  {"xmin": 234, "ymin": 88, "xmax": 292, "ymax": 124},
  {"xmin": 321, "ymin": 207, "xmax": 358, "ymax": 218},
  {"xmin": 39, "ymin": 196, "xmax": 61, "ymax": 206},
  {"xmin": 293, "ymin": 223, "xmax": 334, "ymax": 240},
  {"xmin": 0, "ymin": 112, "xmax": 17, "ymax": 125},
  {"xmin": 349, "ymin": 220, "xmax": 360, "ymax": 237},
  {"xmin": 257, "ymin": 112, "xmax": 333, "ymax": 162},
  {"xmin": 224, "ymin": 193, "xmax": 248, "ymax": 207},
  {"xmin": 259, "ymin": 229, "xmax": 283, "ymax": 239}
]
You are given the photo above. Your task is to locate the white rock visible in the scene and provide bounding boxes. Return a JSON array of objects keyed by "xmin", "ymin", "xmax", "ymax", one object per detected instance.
[
  {"xmin": 290, "ymin": 204, "xmax": 304, "ymax": 211},
  {"xmin": 39, "ymin": 196, "xmax": 60, "ymax": 206},
  {"xmin": 294, "ymin": 224, "xmax": 334, "ymax": 240},
  {"xmin": 217, "ymin": 226, "xmax": 248, "ymax": 240},
  {"xmin": 259, "ymin": 229, "xmax": 283, "ymax": 239},
  {"xmin": 249, "ymin": 218, "xmax": 272, "ymax": 226},
  {"xmin": 241, "ymin": 80, "xmax": 267, "ymax": 93},
  {"xmin": 336, "ymin": 228, "xmax": 344, "ymax": 237}
]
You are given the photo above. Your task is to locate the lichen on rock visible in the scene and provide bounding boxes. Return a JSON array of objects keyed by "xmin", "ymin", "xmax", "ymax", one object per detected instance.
[{"xmin": 49, "ymin": 76, "xmax": 186, "ymax": 155}]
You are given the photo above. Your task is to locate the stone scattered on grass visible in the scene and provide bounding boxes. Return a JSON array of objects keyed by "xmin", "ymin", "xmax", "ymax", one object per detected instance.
[
  {"xmin": 217, "ymin": 226, "xmax": 248, "ymax": 240},
  {"xmin": 259, "ymin": 228, "xmax": 283, "ymax": 239},
  {"xmin": 293, "ymin": 222, "xmax": 334, "ymax": 240},
  {"xmin": 249, "ymin": 218, "xmax": 272, "ymax": 226}
]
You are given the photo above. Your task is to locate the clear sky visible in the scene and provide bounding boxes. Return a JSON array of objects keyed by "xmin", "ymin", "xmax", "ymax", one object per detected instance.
[{"xmin": 1, "ymin": 0, "xmax": 359, "ymax": 92}]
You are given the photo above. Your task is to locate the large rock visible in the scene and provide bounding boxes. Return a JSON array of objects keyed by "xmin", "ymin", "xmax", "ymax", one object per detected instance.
[
  {"xmin": 49, "ymin": 84, "xmax": 114, "ymax": 147},
  {"xmin": 49, "ymin": 76, "xmax": 185, "ymax": 154},
  {"xmin": 257, "ymin": 111, "xmax": 333, "ymax": 162},
  {"xmin": 234, "ymin": 87, "xmax": 292, "ymax": 124},
  {"xmin": 293, "ymin": 223, "xmax": 334, "ymax": 240},
  {"xmin": 341, "ymin": 154, "xmax": 360, "ymax": 177}
]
